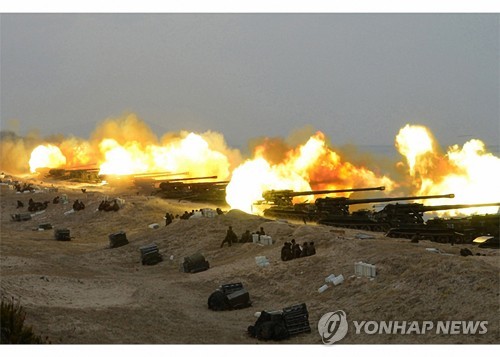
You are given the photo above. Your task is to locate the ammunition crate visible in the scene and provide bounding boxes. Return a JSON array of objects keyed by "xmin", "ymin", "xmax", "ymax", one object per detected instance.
[
  {"xmin": 11, "ymin": 213, "xmax": 32, "ymax": 221},
  {"xmin": 139, "ymin": 243, "xmax": 163, "ymax": 265},
  {"xmin": 109, "ymin": 231, "xmax": 129, "ymax": 248},
  {"xmin": 282, "ymin": 303, "xmax": 311, "ymax": 336},
  {"xmin": 54, "ymin": 228, "xmax": 71, "ymax": 241}
]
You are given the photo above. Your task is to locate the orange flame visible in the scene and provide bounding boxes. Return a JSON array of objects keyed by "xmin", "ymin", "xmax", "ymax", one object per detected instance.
[
  {"xmin": 226, "ymin": 132, "xmax": 395, "ymax": 213},
  {"xmin": 396, "ymin": 125, "xmax": 500, "ymax": 215},
  {"xmin": 29, "ymin": 144, "xmax": 66, "ymax": 173}
]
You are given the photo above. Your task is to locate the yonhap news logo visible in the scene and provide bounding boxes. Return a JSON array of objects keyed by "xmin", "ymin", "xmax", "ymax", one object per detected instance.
[
  {"xmin": 318, "ymin": 311, "xmax": 488, "ymax": 344},
  {"xmin": 317, "ymin": 310, "xmax": 349, "ymax": 344}
]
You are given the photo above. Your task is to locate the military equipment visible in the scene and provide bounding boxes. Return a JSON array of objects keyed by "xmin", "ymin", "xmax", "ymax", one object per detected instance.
[
  {"xmin": 181, "ymin": 253, "xmax": 210, "ymax": 273},
  {"xmin": 158, "ymin": 176, "xmax": 228, "ymax": 202},
  {"xmin": 248, "ymin": 303, "xmax": 311, "ymax": 341},
  {"xmin": 38, "ymin": 223, "xmax": 53, "ymax": 230},
  {"xmin": 140, "ymin": 243, "xmax": 163, "ymax": 265},
  {"xmin": 54, "ymin": 228, "xmax": 71, "ymax": 241},
  {"xmin": 316, "ymin": 193, "xmax": 455, "ymax": 231},
  {"xmin": 385, "ymin": 205, "xmax": 500, "ymax": 244},
  {"xmin": 109, "ymin": 231, "xmax": 129, "ymax": 248},
  {"xmin": 261, "ymin": 186, "xmax": 386, "ymax": 221},
  {"xmin": 261, "ymin": 186, "xmax": 385, "ymax": 206},
  {"xmin": 10, "ymin": 213, "xmax": 32, "ymax": 221},
  {"xmin": 46, "ymin": 167, "xmax": 102, "ymax": 183},
  {"xmin": 207, "ymin": 282, "xmax": 252, "ymax": 311}
]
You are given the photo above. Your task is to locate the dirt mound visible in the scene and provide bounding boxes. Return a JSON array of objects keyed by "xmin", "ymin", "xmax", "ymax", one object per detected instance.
[{"xmin": 1, "ymin": 178, "xmax": 498, "ymax": 344}]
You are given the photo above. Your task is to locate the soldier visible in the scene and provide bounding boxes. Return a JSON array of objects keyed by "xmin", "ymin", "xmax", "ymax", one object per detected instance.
[
  {"xmin": 306, "ymin": 241, "xmax": 316, "ymax": 256},
  {"xmin": 301, "ymin": 242, "xmax": 309, "ymax": 257},
  {"xmin": 281, "ymin": 242, "xmax": 293, "ymax": 261},
  {"xmin": 16, "ymin": 200, "xmax": 24, "ymax": 208},
  {"xmin": 291, "ymin": 239, "xmax": 302, "ymax": 259},
  {"xmin": 53, "ymin": 196, "xmax": 60, "ymax": 204},
  {"xmin": 258, "ymin": 227, "xmax": 266, "ymax": 237},
  {"xmin": 165, "ymin": 212, "xmax": 173, "ymax": 226},
  {"xmin": 240, "ymin": 230, "xmax": 252, "ymax": 243},
  {"xmin": 220, "ymin": 226, "xmax": 238, "ymax": 248}
]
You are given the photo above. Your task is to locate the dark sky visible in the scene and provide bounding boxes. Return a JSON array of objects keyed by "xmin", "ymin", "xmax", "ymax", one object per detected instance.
[{"xmin": 1, "ymin": 13, "xmax": 498, "ymax": 148}]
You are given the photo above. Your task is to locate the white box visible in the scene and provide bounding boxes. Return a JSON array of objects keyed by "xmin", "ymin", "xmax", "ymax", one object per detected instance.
[
  {"xmin": 260, "ymin": 235, "xmax": 273, "ymax": 245},
  {"xmin": 332, "ymin": 274, "xmax": 344, "ymax": 286},
  {"xmin": 252, "ymin": 234, "xmax": 260, "ymax": 243},
  {"xmin": 354, "ymin": 262, "xmax": 376, "ymax": 278},
  {"xmin": 325, "ymin": 274, "xmax": 336, "ymax": 283},
  {"xmin": 318, "ymin": 284, "xmax": 329, "ymax": 293}
]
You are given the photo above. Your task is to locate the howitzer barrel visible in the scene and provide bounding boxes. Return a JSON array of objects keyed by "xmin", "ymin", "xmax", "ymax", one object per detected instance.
[
  {"xmin": 316, "ymin": 193, "xmax": 455, "ymax": 207},
  {"xmin": 419, "ymin": 202, "xmax": 500, "ymax": 213},
  {"xmin": 161, "ymin": 175, "xmax": 218, "ymax": 183},
  {"xmin": 286, "ymin": 186, "xmax": 385, "ymax": 197},
  {"xmin": 262, "ymin": 186, "xmax": 385, "ymax": 201}
]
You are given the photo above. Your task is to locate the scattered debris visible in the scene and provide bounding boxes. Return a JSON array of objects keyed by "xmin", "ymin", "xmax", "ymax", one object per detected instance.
[
  {"xmin": 355, "ymin": 233, "xmax": 375, "ymax": 240},
  {"xmin": 354, "ymin": 261, "xmax": 377, "ymax": 278},
  {"xmin": 64, "ymin": 209, "xmax": 75, "ymax": 216},
  {"xmin": 148, "ymin": 223, "xmax": 160, "ymax": 229},
  {"xmin": 109, "ymin": 231, "xmax": 129, "ymax": 248},
  {"xmin": 208, "ymin": 282, "xmax": 252, "ymax": 311},
  {"xmin": 255, "ymin": 256, "xmax": 270, "ymax": 267},
  {"xmin": 425, "ymin": 247, "xmax": 453, "ymax": 256}
]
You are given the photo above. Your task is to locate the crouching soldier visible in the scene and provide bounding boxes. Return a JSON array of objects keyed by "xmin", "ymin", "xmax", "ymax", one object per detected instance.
[{"xmin": 220, "ymin": 226, "xmax": 238, "ymax": 248}]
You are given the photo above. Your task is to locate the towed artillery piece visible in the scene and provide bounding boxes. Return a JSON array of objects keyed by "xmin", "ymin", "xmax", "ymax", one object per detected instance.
[
  {"xmin": 316, "ymin": 193, "xmax": 455, "ymax": 231},
  {"xmin": 260, "ymin": 186, "xmax": 385, "ymax": 221},
  {"xmin": 157, "ymin": 176, "xmax": 229, "ymax": 202},
  {"xmin": 45, "ymin": 167, "xmax": 102, "ymax": 183},
  {"xmin": 384, "ymin": 202, "xmax": 500, "ymax": 244}
]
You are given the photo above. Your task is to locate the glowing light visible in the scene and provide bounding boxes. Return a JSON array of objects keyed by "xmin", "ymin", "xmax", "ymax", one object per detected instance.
[
  {"xmin": 226, "ymin": 131, "xmax": 395, "ymax": 213},
  {"xmin": 395, "ymin": 124, "xmax": 434, "ymax": 176},
  {"xmin": 29, "ymin": 144, "xmax": 67, "ymax": 173}
]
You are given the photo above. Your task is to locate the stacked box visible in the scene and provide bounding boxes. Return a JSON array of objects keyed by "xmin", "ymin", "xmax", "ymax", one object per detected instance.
[
  {"xmin": 260, "ymin": 235, "xmax": 273, "ymax": 245},
  {"xmin": 109, "ymin": 231, "xmax": 129, "ymax": 248},
  {"xmin": 354, "ymin": 261, "xmax": 376, "ymax": 278},
  {"xmin": 208, "ymin": 282, "xmax": 251, "ymax": 311},
  {"xmin": 282, "ymin": 303, "xmax": 311, "ymax": 336},
  {"xmin": 140, "ymin": 243, "xmax": 163, "ymax": 265}
]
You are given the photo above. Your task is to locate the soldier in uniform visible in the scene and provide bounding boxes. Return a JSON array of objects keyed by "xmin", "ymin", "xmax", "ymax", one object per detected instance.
[
  {"xmin": 221, "ymin": 226, "xmax": 238, "ymax": 248},
  {"xmin": 240, "ymin": 230, "xmax": 252, "ymax": 243}
]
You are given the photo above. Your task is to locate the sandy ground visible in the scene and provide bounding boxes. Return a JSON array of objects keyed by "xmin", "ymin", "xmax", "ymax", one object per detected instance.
[{"xmin": 1, "ymin": 176, "xmax": 499, "ymax": 345}]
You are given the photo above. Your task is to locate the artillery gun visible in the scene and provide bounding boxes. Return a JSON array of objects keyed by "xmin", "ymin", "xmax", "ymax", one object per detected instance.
[
  {"xmin": 157, "ymin": 176, "xmax": 229, "ymax": 202},
  {"xmin": 384, "ymin": 203, "xmax": 500, "ymax": 244},
  {"xmin": 45, "ymin": 168, "xmax": 102, "ymax": 183},
  {"xmin": 261, "ymin": 186, "xmax": 385, "ymax": 221},
  {"xmin": 316, "ymin": 193, "xmax": 455, "ymax": 231}
]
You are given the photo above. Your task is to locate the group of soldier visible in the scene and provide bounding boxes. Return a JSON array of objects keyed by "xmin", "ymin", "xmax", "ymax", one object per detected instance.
[
  {"xmin": 220, "ymin": 226, "xmax": 266, "ymax": 248},
  {"xmin": 98, "ymin": 199, "xmax": 120, "ymax": 212},
  {"xmin": 281, "ymin": 239, "xmax": 316, "ymax": 261},
  {"xmin": 73, "ymin": 199, "xmax": 86, "ymax": 211}
]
